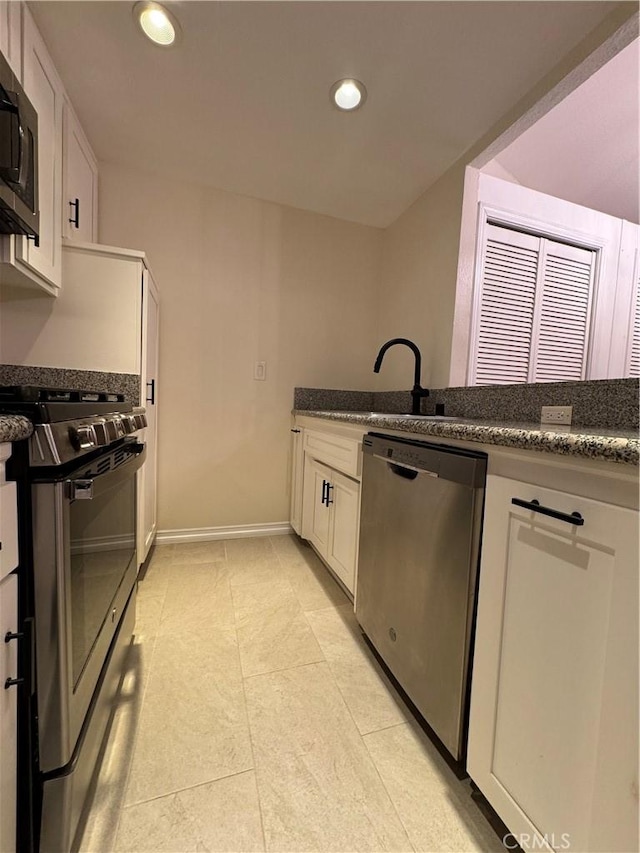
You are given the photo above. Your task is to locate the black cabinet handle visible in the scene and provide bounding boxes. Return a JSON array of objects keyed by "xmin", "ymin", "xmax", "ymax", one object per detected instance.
[
  {"xmin": 4, "ymin": 677, "xmax": 23, "ymax": 689},
  {"xmin": 69, "ymin": 197, "xmax": 80, "ymax": 228},
  {"xmin": 4, "ymin": 631, "xmax": 23, "ymax": 643},
  {"xmin": 290, "ymin": 429, "xmax": 301, "ymax": 434},
  {"xmin": 511, "ymin": 497, "xmax": 584, "ymax": 526},
  {"xmin": 146, "ymin": 379, "xmax": 155, "ymax": 405},
  {"xmin": 321, "ymin": 479, "xmax": 328, "ymax": 506},
  {"xmin": 325, "ymin": 483, "xmax": 334, "ymax": 506}
]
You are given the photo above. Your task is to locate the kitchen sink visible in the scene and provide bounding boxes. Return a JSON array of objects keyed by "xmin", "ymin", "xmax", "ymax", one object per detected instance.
[
  {"xmin": 318, "ymin": 411, "xmax": 458, "ymax": 421},
  {"xmin": 369, "ymin": 413, "xmax": 458, "ymax": 421}
]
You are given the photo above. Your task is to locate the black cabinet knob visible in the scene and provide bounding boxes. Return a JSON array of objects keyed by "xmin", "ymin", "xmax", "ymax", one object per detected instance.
[{"xmin": 5, "ymin": 631, "xmax": 23, "ymax": 643}]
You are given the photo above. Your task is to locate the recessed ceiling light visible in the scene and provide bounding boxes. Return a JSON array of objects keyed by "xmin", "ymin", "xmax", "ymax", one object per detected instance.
[
  {"xmin": 134, "ymin": 1, "xmax": 180, "ymax": 47},
  {"xmin": 330, "ymin": 79, "xmax": 367, "ymax": 112}
]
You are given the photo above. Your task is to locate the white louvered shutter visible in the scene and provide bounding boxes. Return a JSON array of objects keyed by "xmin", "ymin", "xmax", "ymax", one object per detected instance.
[
  {"xmin": 533, "ymin": 242, "xmax": 595, "ymax": 382},
  {"xmin": 473, "ymin": 224, "xmax": 539, "ymax": 385},
  {"xmin": 472, "ymin": 223, "xmax": 596, "ymax": 385},
  {"xmin": 628, "ymin": 272, "xmax": 640, "ymax": 377}
]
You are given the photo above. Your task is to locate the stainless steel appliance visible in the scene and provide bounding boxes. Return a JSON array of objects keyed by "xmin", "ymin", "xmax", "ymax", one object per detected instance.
[
  {"xmin": 1, "ymin": 387, "xmax": 146, "ymax": 852},
  {"xmin": 355, "ymin": 432, "xmax": 487, "ymax": 761},
  {"xmin": 0, "ymin": 50, "xmax": 39, "ymax": 240}
]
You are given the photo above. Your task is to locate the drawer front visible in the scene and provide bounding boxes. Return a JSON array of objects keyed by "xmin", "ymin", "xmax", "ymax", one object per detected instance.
[
  {"xmin": 303, "ymin": 430, "xmax": 361, "ymax": 479},
  {"xmin": 0, "ymin": 482, "xmax": 18, "ymax": 582}
]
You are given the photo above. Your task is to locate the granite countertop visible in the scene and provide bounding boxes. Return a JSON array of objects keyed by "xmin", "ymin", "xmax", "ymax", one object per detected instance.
[
  {"xmin": 0, "ymin": 415, "xmax": 34, "ymax": 443},
  {"xmin": 295, "ymin": 410, "xmax": 640, "ymax": 466}
]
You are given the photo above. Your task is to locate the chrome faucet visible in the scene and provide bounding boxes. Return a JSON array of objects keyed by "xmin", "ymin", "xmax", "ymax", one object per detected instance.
[{"xmin": 373, "ymin": 338, "xmax": 430, "ymax": 415}]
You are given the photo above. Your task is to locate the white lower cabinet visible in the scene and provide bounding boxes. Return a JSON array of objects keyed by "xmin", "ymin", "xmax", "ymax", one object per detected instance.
[
  {"xmin": 0, "ymin": 444, "xmax": 18, "ymax": 853},
  {"xmin": 302, "ymin": 454, "xmax": 359, "ymax": 594},
  {"xmin": 289, "ymin": 427, "xmax": 304, "ymax": 535},
  {"xmin": 468, "ymin": 474, "xmax": 639, "ymax": 853},
  {"xmin": 0, "ymin": 573, "xmax": 18, "ymax": 853}
]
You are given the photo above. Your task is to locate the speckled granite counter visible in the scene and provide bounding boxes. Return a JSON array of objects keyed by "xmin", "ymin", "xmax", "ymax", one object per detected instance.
[
  {"xmin": 296, "ymin": 411, "xmax": 639, "ymax": 466},
  {"xmin": 0, "ymin": 415, "xmax": 33, "ymax": 443}
]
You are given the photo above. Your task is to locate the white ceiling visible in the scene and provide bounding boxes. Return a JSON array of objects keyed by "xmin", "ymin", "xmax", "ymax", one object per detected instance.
[
  {"xmin": 30, "ymin": 1, "xmax": 620, "ymax": 228},
  {"xmin": 491, "ymin": 38, "xmax": 639, "ymax": 223}
]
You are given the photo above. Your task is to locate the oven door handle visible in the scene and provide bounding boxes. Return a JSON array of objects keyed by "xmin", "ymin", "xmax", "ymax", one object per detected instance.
[{"xmin": 65, "ymin": 443, "xmax": 146, "ymax": 501}]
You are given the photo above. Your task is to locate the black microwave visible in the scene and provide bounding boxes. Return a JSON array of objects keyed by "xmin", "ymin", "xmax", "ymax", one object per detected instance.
[{"xmin": 0, "ymin": 49, "xmax": 38, "ymax": 241}]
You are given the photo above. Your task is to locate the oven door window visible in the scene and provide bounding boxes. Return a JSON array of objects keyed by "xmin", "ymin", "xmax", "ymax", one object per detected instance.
[{"xmin": 69, "ymin": 473, "xmax": 136, "ymax": 687}]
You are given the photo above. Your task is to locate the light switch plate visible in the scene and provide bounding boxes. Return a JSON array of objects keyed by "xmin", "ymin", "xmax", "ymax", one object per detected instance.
[
  {"xmin": 541, "ymin": 405, "xmax": 572, "ymax": 425},
  {"xmin": 254, "ymin": 361, "xmax": 267, "ymax": 381}
]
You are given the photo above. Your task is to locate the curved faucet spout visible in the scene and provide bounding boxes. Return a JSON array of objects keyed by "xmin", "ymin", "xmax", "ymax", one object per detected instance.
[{"xmin": 373, "ymin": 337, "xmax": 429, "ymax": 415}]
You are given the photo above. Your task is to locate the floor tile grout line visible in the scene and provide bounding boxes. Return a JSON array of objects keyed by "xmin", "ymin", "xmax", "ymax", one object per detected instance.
[
  {"xmin": 231, "ymin": 553, "xmax": 269, "ymax": 853},
  {"xmin": 121, "ymin": 765, "xmax": 258, "ymax": 811},
  {"xmin": 242, "ymin": 656, "xmax": 337, "ymax": 683},
  {"xmin": 360, "ymin": 722, "xmax": 419, "ymax": 853},
  {"xmin": 240, "ymin": 651, "xmax": 327, "ymax": 681},
  {"xmin": 360, "ymin": 720, "xmax": 411, "ymax": 739}
]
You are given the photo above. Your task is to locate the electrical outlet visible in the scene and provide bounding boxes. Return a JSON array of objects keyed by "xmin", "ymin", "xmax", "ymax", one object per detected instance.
[
  {"xmin": 254, "ymin": 361, "xmax": 267, "ymax": 381},
  {"xmin": 541, "ymin": 405, "xmax": 572, "ymax": 425}
]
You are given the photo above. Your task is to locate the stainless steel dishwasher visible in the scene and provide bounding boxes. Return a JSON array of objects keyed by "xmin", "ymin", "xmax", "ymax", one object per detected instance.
[{"xmin": 355, "ymin": 432, "xmax": 487, "ymax": 761}]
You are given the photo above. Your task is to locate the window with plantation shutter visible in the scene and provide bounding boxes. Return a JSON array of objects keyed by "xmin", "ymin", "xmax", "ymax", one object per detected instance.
[
  {"xmin": 470, "ymin": 223, "xmax": 596, "ymax": 385},
  {"xmin": 627, "ymin": 273, "xmax": 640, "ymax": 378},
  {"xmin": 533, "ymin": 243, "xmax": 594, "ymax": 382},
  {"xmin": 473, "ymin": 226, "xmax": 538, "ymax": 385}
]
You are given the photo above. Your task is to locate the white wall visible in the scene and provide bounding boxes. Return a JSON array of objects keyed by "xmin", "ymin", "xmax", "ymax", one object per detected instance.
[{"xmin": 98, "ymin": 162, "xmax": 381, "ymax": 532}]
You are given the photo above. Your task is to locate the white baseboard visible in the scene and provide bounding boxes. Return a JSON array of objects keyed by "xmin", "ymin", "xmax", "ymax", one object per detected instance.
[{"xmin": 156, "ymin": 522, "xmax": 293, "ymax": 545}]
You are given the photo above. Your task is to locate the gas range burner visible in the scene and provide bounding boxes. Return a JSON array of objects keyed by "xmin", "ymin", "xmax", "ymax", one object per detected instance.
[
  {"xmin": 0, "ymin": 385, "xmax": 146, "ymax": 467},
  {"xmin": 0, "ymin": 384, "xmax": 133, "ymax": 423}
]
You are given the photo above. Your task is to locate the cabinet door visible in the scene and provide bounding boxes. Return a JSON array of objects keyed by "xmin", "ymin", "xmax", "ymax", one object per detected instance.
[
  {"xmin": 289, "ymin": 427, "xmax": 304, "ymax": 535},
  {"xmin": 468, "ymin": 475, "xmax": 639, "ymax": 853},
  {"xmin": 0, "ymin": 1, "xmax": 22, "ymax": 79},
  {"xmin": 15, "ymin": 8, "xmax": 63, "ymax": 290},
  {"xmin": 302, "ymin": 457, "xmax": 331, "ymax": 558},
  {"xmin": 137, "ymin": 269, "xmax": 159, "ymax": 565},
  {"xmin": 0, "ymin": 480, "xmax": 18, "ymax": 583},
  {"xmin": 63, "ymin": 101, "xmax": 98, "ymax": 242},
  {"xmin": 0, "ymin": 573, "xmax": 18, "ymax": 853},
  {"xmin": 326, "ymin": 470, "xmax": 359, "ymax": 593}
]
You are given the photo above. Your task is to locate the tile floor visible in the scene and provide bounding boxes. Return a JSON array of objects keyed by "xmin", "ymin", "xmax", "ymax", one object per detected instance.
[{"xmin": 76, "ymin": 535, "xmax": 505, "ymax": 853}]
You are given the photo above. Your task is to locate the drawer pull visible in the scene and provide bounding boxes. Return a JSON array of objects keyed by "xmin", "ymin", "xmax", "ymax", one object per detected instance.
[
  {"xmin": 69, "ymin": 197, "xmax": 80, "ymax": 229},
  {"xmin": 4, "ymin": 631, "xmax": 23, "ymax": 643},
  {"xmin": 511, "ymin": 497, "xmax": 584, "ymax": 527}
]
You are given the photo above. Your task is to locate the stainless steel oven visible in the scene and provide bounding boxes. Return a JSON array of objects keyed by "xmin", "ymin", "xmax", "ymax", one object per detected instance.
[
  {"xmin": 0, "ymin": 387, "xmax": 147, "ymax": 853},
  {"xmin": 33, "ymin": 439, "xmax": 144, "ymax": 851}
]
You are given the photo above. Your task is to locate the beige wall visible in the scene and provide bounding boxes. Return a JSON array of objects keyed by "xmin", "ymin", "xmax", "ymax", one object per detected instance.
[
  {"xmin": 375, "ymin": 162, "xmax": 466, "ymax": 390},
  {"xmin": 98, "ymin": 162, "xmax": 381, "ymax": 531}
]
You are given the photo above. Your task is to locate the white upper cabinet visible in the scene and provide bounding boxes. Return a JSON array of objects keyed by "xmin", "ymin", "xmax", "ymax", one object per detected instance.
[
  {"xmin": 63, "ymin": 100, "xmax": 98, "ymax": 243},
  {"xmin": 0, "ymin": 4, "xmax": 98, "ymax": 295},
  {"xmin": 0, "ymin": 1, "xmax": 22, "ymax": 78},
  {"xmin": 12, "ymin": 6, "xmax": 63, "ymax": 292}
]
